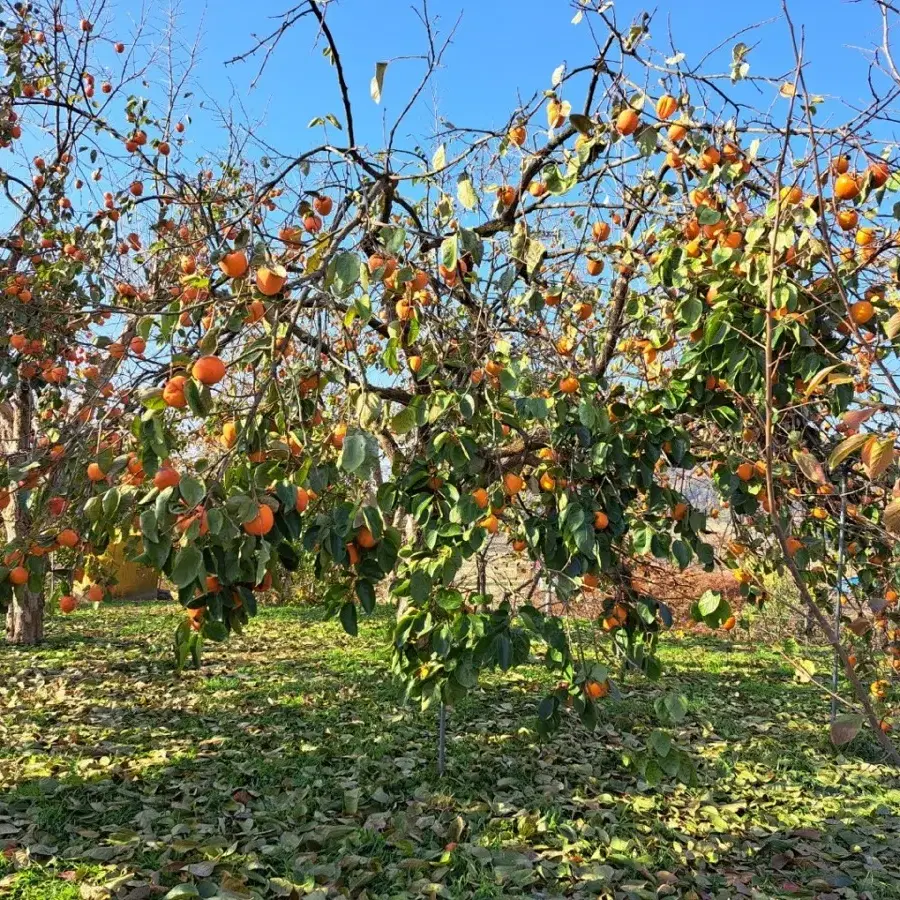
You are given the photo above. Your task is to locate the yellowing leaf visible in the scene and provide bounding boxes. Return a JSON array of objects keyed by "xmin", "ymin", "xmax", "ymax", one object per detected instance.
[
  {"xmin": 828, "ymin": 432, "xmax": 870, "ymax": 469},
  {"xmin": 370, "ymin": 61, "xmax": 388, "ymax": 104},
  {"xmin": 792, "ymin": 450, "xmax": 830, "ymax": 486},
  {"xmin": 804, "ymin": 364, "xmax": 842, "ymax": 397},
  {"xmin": 862, "ymin": 435, "xmax": 895, "ymax": 480},
  {"xmin": 793, "ymin": 659, "xmax": 816, "ymax": 683},
  {"xmin": 457, "ymin": 172, "xmax": 478, "ymax": 211},
  {"xmin": 780, "ymin": 82, "xmax": 796, "ymax": 98},
  {"xmin": 885, "ymin": 310, "xmax": 900, "ymax": 340}
]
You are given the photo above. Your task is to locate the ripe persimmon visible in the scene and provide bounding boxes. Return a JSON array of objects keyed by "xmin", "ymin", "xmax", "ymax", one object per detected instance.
[
  {"xmin": 508, "ymin": 125, "xmax": 526, "ymax": 147},
  {"xmin": 256, "ymin": 265, "xmax": 286, "ymax": 296},
  {"xmin": 56, "ymin": 529, "xmax": 79, "ymax": 548},
  {"xmin": 503, "ymin": 472, "xmax": 525, "ymax": 495},
  {"xmin": 219, "ymin": 251, "xmax": 248, "ymax": 278},
  {"xmin": 837, "ymin": 209, "xmax": 858, "ymax": 231},
  {"xmin": 585, "ymin": 679, "xmax": 609, "ymax": 700},
  {"xmin": 869, "ymin": 160, "xmax": 890, "ymax": 187},
  {"xmin": 833, "ymin": 174, "xmax": 859, "ymax": 201},
  {"xmin": 668, "ymin": 122, "xmax": 687, "ymax": 143},
  {"xmin": 192, "ymin": 355, "xmax": 226, "ymax": 385},
  {"xmin": 86, "ymin": 462, "xmax": 106, "ymax": 482},
  {"xmin": 849, "ymin": 300, "xmax": 875, "ymax": 324},
  {"xmin": 480, "ymin": 514, "xmax": 499, "ymax": 534},
  {"xmin": 222, "ymin": 421, "xmax": 237, "ymax": 448},
  {"xmin": 656, "ymin": 94, "xmax": 677, "ymax": 120},
  {"xmin": 582, "ymin": 572, "xmax": 600, "ymax": 590},
  {"xmin": 592, "ymin": 221, "xmax": 610, "ymax": 241},
  {"xmin": 163, "ymin": 375, "xmax": 187, "ymax": 408},
  {"xmin": 154, "ymin": 466, "xmax": 180, "ymax": 490},
  {"xmin": 243, "ymin": 503, "xmax": 275, "ymax": 536},
  {"xmin": 615, "ymin": 108, "xmax": 639, "ymax": 136},
  {"xmin": 368, "ymin": 254, "xmax": 397, "ymax": 278}
]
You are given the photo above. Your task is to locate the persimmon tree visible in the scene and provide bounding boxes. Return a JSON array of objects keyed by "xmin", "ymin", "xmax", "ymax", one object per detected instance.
[{"xmin": 3, "ymin": 0, "xmax": 900, "ymax": 763}]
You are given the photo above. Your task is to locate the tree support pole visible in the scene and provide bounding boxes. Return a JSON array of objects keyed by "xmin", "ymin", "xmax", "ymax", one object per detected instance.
[
  {"xmin": 437, "ymin": 702, "xmax": 447, "ymax": 777},
  {"xmin": 831, "ymin": 466, "xmax": 848, "ymax": 724}
]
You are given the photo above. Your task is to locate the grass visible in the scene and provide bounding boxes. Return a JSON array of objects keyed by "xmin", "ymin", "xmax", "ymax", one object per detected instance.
[{"xmin": 0, "ymin": 601, "xmax": 898, "ymax": 900}]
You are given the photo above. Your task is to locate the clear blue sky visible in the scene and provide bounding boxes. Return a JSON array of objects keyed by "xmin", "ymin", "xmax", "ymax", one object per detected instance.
[{"xmin": 119, "ymin": 0, "xmax": 890, "ymax": 160}]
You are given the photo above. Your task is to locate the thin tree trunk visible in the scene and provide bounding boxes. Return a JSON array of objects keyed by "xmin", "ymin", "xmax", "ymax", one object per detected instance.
[
  {"xmin": 761, "ymin": 62, "xmax": 899, "ymax": 765},
  {"xmin": 1, "ymin": 385, "xmax": 44, "ymax": 644}
]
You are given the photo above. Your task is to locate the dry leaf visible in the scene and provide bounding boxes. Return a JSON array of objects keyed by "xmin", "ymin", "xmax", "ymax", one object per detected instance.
[
  {"xmin": 862, "ymin": 436, "xmax": 894, "ymax": 480},
  {"xmin": 838, "ymin": 407, "xmax": 878, "ymax": 433}
]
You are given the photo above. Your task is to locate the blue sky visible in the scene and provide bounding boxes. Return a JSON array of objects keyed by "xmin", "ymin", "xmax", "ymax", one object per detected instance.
[{"xmin": 110, "ymin": 0, "xmax": 892, "ymax": 161}]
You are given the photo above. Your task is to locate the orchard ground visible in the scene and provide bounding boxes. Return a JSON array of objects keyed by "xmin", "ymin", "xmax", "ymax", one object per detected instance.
[{"xmin": 0, "ymin": 602, "xmax": 899, "ymax": 900}]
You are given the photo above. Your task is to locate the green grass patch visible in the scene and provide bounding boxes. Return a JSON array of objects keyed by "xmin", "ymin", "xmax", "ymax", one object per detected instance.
[{"xmin": 0, "ymin": 601, "xmax": 898, "ymax": 899}]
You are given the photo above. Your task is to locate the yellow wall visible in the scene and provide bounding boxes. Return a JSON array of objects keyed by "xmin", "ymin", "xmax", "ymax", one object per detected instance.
[{"xmin": 77, "ymin": 542, "xmax": 159, "ymax": 599}]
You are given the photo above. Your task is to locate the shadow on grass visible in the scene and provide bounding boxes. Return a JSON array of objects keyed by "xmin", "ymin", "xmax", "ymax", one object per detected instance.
[{"xmin": 0, "ymin": 601, "xmax": 898, "ymax": 899}]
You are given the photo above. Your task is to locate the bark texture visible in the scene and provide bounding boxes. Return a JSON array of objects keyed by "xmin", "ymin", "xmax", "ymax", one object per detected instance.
[{"xmin": 2, "ymin": 388, "xmax": 44, "ymax": 644}]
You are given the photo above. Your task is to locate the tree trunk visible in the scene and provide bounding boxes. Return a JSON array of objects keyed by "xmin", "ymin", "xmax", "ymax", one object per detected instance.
[
  {"xmin": 6, "ymin": 588, "xmax": 44, "ymax": 644},
  {"xmin": 1, "ymin": 384, "xmax": 44, "ymax": 645}
]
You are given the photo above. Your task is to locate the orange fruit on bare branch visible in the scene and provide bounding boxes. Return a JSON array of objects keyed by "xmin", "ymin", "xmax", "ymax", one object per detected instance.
[
  {"xmin": 833, "ymin": 173, "xmax": 859, "ymax": 201},
  {"xmin": 656, "ymin": 94, "xmax": 677, "ymax": 120},
  {"xmin": 615, "ymin": 108, "xmax": 640, "ymax": 136}
]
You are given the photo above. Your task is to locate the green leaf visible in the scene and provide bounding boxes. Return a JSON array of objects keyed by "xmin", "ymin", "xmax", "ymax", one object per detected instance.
[
  {"xmin": 179, "ymin": 476, "xmax": 205, "ymax": 508},
  {"xmin": 569, "ymin": 113, "xmax": 594, "ymax": 135},
  {"xmin": 658, "ymin": 693, "xmax": 688, "ymax": 724},
  {"xmin": 356, "ymin": 580, "xmax": 376, "ymax": 613},
  {"xmin": 636, "ymin": 126, "xmax": 657, "ymax": 157},
  {"xmin": 102, "ymin": 487, "xmax": 121, "ymax": 518},
  {"xmin": 171, "ymin": 545, "xmax": 203, "ymax": 589},
  {"xmin": 391, "ymin": 407, "xmax": 418, "ymax": 435},
  {"xmin": 164, "ymin": 885, "xmax": 200, "ymax": 898},
  {"xmin": 226, "ymin": 494, "xmax": 257, "ymax": 524},
  {"xmin": 339, "ymin": 602, "xmax": 358, "ymax": 636},
  {"xmin": 441, "ymin": 236, "xmax": 458, "ymax": 272},
  {"xmin": 84, "ymin": 496, "xmax": 103, "ymax": 523},
  {"xmin": 648, "ymin": 729, "xmax": 672, "ymax": 758},
  {"xmin": 333, "ymin": 251, "xmax": 360, "ymax": 288},
  {"xmin": 339, "ymin": 433, "xmax": 367, "ymax": 473},
  {"xmin": 697, "ymin": 590, "xmax": 722, "ymax": 617},
  {"xmin": 202, "ymin": 620, "xmax": 228, "ymax": 642},
  {"xmin": 184, "ymin": 379, "xmax": 210, "ymax": 418}
]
